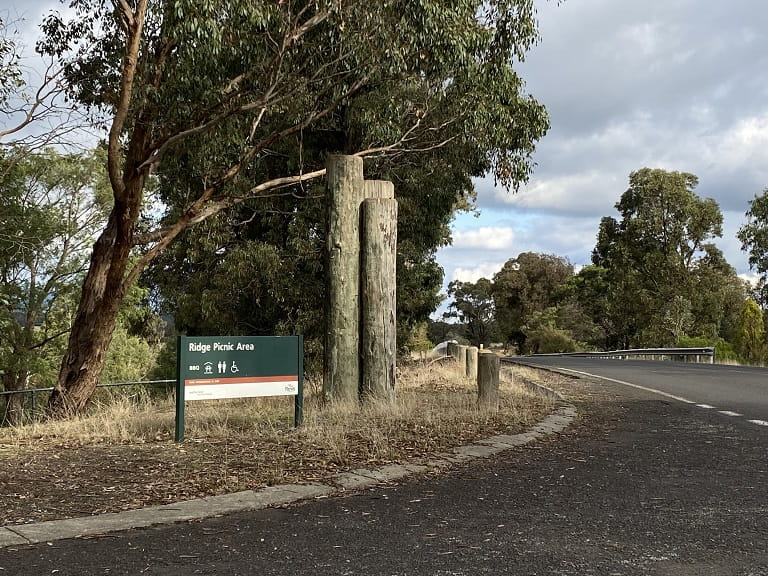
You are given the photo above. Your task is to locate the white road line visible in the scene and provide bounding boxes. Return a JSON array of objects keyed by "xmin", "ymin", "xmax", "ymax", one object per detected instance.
[
  {"xmin": 529, "ymin": 365, "xmax": 767, "ymax": 428},
  {"xmin": 548, "ymin": 367, "xmax": 697, "ymax": 404}
]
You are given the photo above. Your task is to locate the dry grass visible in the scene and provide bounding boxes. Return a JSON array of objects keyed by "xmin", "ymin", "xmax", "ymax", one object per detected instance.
[{"xmin": 0, "ymin": 361, "xmax": 556, "ymax": 526}]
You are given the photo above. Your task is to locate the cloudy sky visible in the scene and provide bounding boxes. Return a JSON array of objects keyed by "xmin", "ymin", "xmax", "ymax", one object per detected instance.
[
  {"xmin": 438, "ymin": 0, "xmax": 768, "ymax": 305},
  {"xmin": 6, "ymin": 0, "xmax": 768, "ymax": 305}
]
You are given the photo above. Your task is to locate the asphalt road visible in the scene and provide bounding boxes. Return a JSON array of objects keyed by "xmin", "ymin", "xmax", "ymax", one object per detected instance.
[
  {"xmin": 2, "ymin": 363, "xmax": 768, "ymax": 575},
  {"xmin": 511, "ymin": 356, "xmax": 768, "ymax": 426}
]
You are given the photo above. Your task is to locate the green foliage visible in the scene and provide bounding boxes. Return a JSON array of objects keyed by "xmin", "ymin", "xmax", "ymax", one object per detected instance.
[
  {"xmin": 444, "ymin": 278, "xmax": 497, "ymax": 347},
  {"xmin": 40, "ymin": 0, "xmax": 548, "ymax": 192},
  {"xmin": 148, "ymin": 339, "xmax": 176, "ymax": 380},
  {"xmin": 492, "ymin": 252, "xmax": 573, "ymax": 351},
  {"xmin": 28, "ymin": 0, "xmax": 548, "ymax": 414},
  {"xmin": 734, "ymin": 299, "xmax": 765, "ymax": 364},
  {"xmin": 0, "ymin": 147, "xmax": 109, "ymax": 395},
  {"xmin": 677, "ymin": 335, "xmax": 738, "ymax": 363},
  {"xmin": 737, "ymin": 188, "xmax": 768, "ymax": 305},
  {"xmin": 101, "ymin": 325, "xmax": 157, "ymax": 384},
  {"xmin": 33, "ymin": 1, "xmax": 550, "ymax": 405},
  {"xmin": 524, "ymin": 325, "xmax": 578, "ymax": 354},
  {"xmin": 427, "ymin": 320, "xmax": 464, "ymax": 346},
  {"xmin": 0, "ymin": 17, "xmax": 23, "ymax": 109},
  {"xmin": 404, "ymin": 322, "xmax": 434, "ymax": 358},
  {"xmin": 522, "ymin": 307, "xmax": 578, "ymax": 353},
  {"xmin": 592, "ymin": 168, "xmax": 736, "ymax": 347}
]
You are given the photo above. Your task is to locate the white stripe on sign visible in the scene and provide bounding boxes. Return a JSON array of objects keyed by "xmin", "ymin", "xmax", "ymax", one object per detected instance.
[
  {"xmin": 718, "ymin": 411, "xmax": 742, "ymax": 417},
  {"xmin": 696, "ymin": 404, "xmax": 716, "ymax": 409},
  {"xmin": 747, "ymin": 419, "xmax": 768, "ymax": 427},
  {"xmin": 186, "ymin": 379, "xmax": 298, "ymax": 400}
]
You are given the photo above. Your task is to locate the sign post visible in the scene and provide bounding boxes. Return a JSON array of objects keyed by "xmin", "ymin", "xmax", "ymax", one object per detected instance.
[{"xmin": 175, "ymin": 335, "xmax": 303, "ymax": 442}]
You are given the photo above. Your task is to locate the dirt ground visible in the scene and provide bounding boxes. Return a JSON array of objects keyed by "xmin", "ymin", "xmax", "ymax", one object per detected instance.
[{"xmin": 0, "ymin": 367, "xmax": 566, "ymax": 527}]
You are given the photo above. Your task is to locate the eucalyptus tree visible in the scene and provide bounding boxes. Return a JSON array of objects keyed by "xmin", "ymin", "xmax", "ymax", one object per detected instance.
[
  {"xmin": 146, "ymin": 138, "xmax": 481, "ymax": 367},
  {"xmin": 0, "ymin": 147, "xmax": 109, "ymax": 424},
  {"xmin": 492, "ymin": 252, "xmax": 573, "ymax": 352},
  {"xmin": 593, "ymin": 168, "xmax": 729, "ymax": 346},
  {"xmin": 36, "ymin": 0, "xmax": 549, "ymax": 414},
  {"xmin": 737, "ymin": 188, "xmax": 768, "ymax": 305},
  {"xmin": 444, "ymin": 278, "xmax": 497, "ymax": 348}
]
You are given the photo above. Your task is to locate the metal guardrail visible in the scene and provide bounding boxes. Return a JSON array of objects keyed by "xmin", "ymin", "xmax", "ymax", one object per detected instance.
[
  {"xmin": 0, "ymin": 379, "xmax": 177, "ymax": 426},
  {"xmin": 532, "ymin": 347, "xmax": 716, "ymax": 363}
]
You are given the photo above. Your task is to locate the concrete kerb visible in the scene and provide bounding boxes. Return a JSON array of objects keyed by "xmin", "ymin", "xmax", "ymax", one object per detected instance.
[{"xmin": 0, "ymin": 386, "xmax": 577, "ymax": 548}]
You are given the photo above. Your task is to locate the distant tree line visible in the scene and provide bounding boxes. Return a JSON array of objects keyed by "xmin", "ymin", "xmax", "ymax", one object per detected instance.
[{"xmin": 441, "ymin": 168, "xmax": 768, "ymax": 365}]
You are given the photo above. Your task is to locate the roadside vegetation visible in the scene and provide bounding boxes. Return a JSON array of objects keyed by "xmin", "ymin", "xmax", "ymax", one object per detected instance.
[
  {"xmin": 0, "ymin": 361, "xmax": 556, "ymax": 526},
  {"xmin": 439, "ymin": 170, "xmax": 768, "ymax": 366},
  {"xmin": 2, "ymin": 4, "xmax": 768, "ymax": 427}
]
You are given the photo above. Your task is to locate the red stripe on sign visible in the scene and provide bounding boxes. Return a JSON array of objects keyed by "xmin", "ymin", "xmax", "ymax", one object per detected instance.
[{"xmin": 186, "ymin": 375, "xmax": 297, "ymax": 386}]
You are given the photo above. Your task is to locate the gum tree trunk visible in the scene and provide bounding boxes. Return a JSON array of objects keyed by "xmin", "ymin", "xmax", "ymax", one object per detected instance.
[{"xmin": 48, "ymin": 176, "xmax": 145, "ymax": 416}]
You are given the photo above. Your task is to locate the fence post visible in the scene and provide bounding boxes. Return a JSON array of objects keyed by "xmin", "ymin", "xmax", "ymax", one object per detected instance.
[
  {"xmin": 477, "ymin": 351, "xmax": 500, "ymax": 412},
  {"xmin": 458, "ymin": 345, "xmax": 468, "ymax": 372},
  {"xmin": 466, "ymin": 346, "xmax": 479, "ymax": 379}
]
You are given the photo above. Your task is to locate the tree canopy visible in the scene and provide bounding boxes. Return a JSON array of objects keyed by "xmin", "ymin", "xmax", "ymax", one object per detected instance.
[
  {"xmin": 444, "ymin": 278, "xmax": 497, "ymax": 348},
  {"xmin": 32, "ymin": 0, "xmax": 549, "ymax": 414},
  {"xmin": 737, "ymin": 188, "xmax": 768, "ymax": 304},
  {"xmin": 0, "ymin": 147, "xmax": 109, "ymax": 423},
  {"xmin": 591, "ymin": 168, "xmax": 737, "ymax": 347},
  {"xmin": 492, "ymin": 252, "xmax": 573, "ymax": 352}
]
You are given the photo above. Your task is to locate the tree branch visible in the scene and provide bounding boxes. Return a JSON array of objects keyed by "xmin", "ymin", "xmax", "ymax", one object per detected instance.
[{"xmin": 108, "ymin": 0, "xmax": 148, "ymax": 200}]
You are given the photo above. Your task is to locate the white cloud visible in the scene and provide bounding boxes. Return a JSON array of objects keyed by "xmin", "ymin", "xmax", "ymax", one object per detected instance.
[
  {"xmin": 739, "ymin": 272, "xmax": 760, "ymax": 289},
  {"xmin": 717, "ymin": 115, "xmax": 768, "ymax": 174},
  {"xmin": 489, "ymin": 170, "xmax": 617, "ymax": 216},
  {"xmin": 452, "ymin": 263, "xmax": 504, "ymax": 283},
  {"xmin": 442, "ymin": 0, "xmax": 768, "ymax": 282},
  {"xmin": 452, "ymin": 227, "xmax": 515, "ymax": 251}
]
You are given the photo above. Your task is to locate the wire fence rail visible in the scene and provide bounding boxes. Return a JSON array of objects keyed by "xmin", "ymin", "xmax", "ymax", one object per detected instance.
[
  {"xmin": 530, "ymin": 347, "xmax": 716, "ymax": 363},
  {"xmin": 0, "ymin": 379, "xmax": 177, "ymax": 426}
]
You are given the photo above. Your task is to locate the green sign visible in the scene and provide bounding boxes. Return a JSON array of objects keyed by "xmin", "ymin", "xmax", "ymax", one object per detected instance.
[{"xmin": 175, "ymin": 335, "xmax": 303, "ymax": 442}]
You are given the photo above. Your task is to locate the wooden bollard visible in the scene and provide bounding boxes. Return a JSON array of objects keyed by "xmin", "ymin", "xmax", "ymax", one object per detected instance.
[
  {"xmin": 466, "ymin": 346, "xmax": 479, "ymax": 379},
  {"xmin": 447, "ymin": 341, "xmax": 459, "ymax": 359},
  {"xmin": 458, "ymin": 345, "xmax": 468, "ymax": 370},
  {"xmin": 477, "ymin": 351, "xmax": 500, "ymax": 411}
]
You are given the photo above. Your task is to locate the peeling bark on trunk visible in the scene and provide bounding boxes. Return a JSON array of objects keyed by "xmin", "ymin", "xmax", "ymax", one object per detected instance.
[{"xmin": 48, "ymin": 178, "xmax": 145, "ymax": 417}]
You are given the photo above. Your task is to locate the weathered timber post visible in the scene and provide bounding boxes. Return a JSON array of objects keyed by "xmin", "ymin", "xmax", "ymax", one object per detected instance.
[
  {"xmin": 477, "ymin": 351, "xmax": 500, "ymax": 412},
  {"xmin": 466, "ymin": 346, "xmax": 479, "ymax": 379},
  {"xmin": 447, "ymin": 341, "xmax": 459, "ymax": 360},
  {"xmin": 324, "ymin": 155, "xmax": 365, "ymax": 404},
  {"xmin": 361, "ymin": 192, "xmax": 398, "ymax": 401},
  {"xmin": 364, "ymin": 180, "xmax": 395, "ymax": 200},
  {"xmin": 458, "ymin": 345, "xmax": 468, "ymax": 374}
]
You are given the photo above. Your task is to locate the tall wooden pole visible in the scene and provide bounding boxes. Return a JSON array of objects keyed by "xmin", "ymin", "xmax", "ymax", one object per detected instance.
[
  {"xmin": 364, "ymin": 180, "xmax": 395, "ymax": 200},
  {"xmin": 361, "ymin": 192, "xmax": 397, "ymax": 401},
  {"xmin": 324, "ymin": 155, "xmax": 365, "ymax": 404}
]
